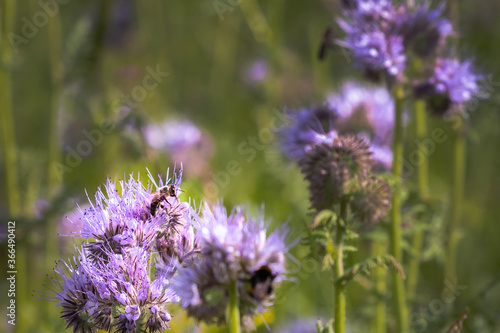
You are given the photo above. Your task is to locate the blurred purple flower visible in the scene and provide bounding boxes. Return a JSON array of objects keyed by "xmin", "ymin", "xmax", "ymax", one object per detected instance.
[
  {"xmin": 414, "ymin": 58, "xmax": 482, "ymax": 114},
  {"xmin": 327, "ymin": 81, "xmax": 394, "ymax": 169},
  {"xmin": 431, "ymin": 59, "xmax": 480, "ymax": 104},
  {"xmin": 397, "ymin": 2, "xmax": 452, "ymax": 57},
  {"xmin": 143, "ymin": 119, "xmax": 202, "ymax": 153},
  {"xmin": 277, "ymin": 106, "xmax": 337, "ymax": 162},
  {"xmin": 245, "ymin": 59, "xmax": 268, "ymax": 84},
  {"xmin": 142, "ymin": 119, "xmax": 213, "ymax": 178},
  {"xmin": 338, "ymin": 0, "xmax": 406, "ymax": 79},
  {"xmin": 370, "ymin": 143, "xmax": 393, "ymax": 170},
  {"xmin": 338, "ymin": 0, "xmax": 453, "ymax": 79}
]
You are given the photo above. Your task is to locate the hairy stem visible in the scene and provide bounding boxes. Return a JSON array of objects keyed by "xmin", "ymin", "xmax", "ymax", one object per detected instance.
[
  {"xmin": 229, "ymin": 279, "xmax": 241, "ymax": 333},
  {"xmin": 334, "ymin": 200, "xmax": 347, "ymax": 333},
  {"xmin": 407, "ymin": 99, "xmax": 429, "ymax": 301},
  {"xmin": 371, "ymin": 240, "xmax": 386, "ymax": 333},
  {"xmin": 390, "ymin": 84, "xmax": 409, "ymax": 332},
  {"xmin": 445, "ymin": 120, "xmax": 466, "ymax": 287}
]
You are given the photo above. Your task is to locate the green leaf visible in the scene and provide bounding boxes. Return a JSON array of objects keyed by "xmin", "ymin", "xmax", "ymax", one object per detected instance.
[
  {"xmin": 335, "ymin": 255, "xmax": 406, "ymax": 286},
  {"xmin": 311, "ymin": 209, "xmax": 338, "ymax": 229}
]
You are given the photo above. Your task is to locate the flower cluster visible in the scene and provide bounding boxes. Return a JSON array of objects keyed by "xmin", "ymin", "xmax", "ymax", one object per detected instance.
[
  {"xmin": 337, "ymin": 0, "xmax": 482, "ymax": 115},
  {"xmin": 278, "ymin": 105, "xmax": 391, "ymax": 223},
  {"xmin": 414, "ymin": 58, "xmax": 481, "ymax": 115},
  {"xmin": 41, "ymin": 171, "xmax": 290, "ymax": 332},
  {"xmin": 277, "ymin": 106, "xmax": 337, "ymax": 162},
  {"xmin": 337, "ymin": 0, "xmax": 451, "ymax": 81},
  {"xmin": 172, "ymin": 204, "xmax": 288, "ymax": 329},
  {"xmin": 327, "ymin": 81, "xmax": 394, "ymax": 170},
  {"xmin": 338, "ymin": 0, "xmax": 406, "ymax": 80},
  {"xmin": 41, "ymin": 171, "xmax": 196, "ymax": 333}
]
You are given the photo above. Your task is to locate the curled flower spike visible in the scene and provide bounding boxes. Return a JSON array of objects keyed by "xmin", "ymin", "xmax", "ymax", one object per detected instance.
[
  {"xmin": 172, "ymin": 204, "xmax": 290, "ymax": 328},
  {"xmin": 299, "ymin": 135, "xmax": 373, "ymax": 211},
  {"xmin": 327, "ymin": 81, "xmax": 394, "ymax": 170},
  {"xmin": 350, "ymin": 176, "xmax": 391, "ymax": 224},
  {"xmin": 413, "ymin": 58, "xmax": 481, "ymax": 115},
  {"xmin": 277, "ymin": 106, "xmax": 337, "ymax": 162}
]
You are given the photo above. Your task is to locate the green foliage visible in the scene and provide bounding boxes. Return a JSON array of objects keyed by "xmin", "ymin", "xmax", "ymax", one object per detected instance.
[{"xmin": 336, "ymin": 255, "xmax": 406, "ymax": 287}]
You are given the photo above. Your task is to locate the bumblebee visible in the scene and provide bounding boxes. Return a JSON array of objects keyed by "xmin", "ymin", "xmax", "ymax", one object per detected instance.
[
  {"xmin": 248, "ymin": 266, "xmax": 275, "ymax": 301},
  {"xmin": 150, "ymin": 184, "xmax": 177, "ymax": 216}
]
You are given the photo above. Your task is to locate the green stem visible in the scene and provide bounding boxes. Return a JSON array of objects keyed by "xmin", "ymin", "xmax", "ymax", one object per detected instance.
[
  {"xmin": 390, "ymin": 84, "xmax": 409, "ymax": 332},
  {"xmin": 407, "ymin": 99, "xmax": 429, "ymax": 301},
  {"xmin": 47, "ymin": 12, "xmax": 63, "ymax": 195},
  {"xmin": 1, "ymin": 4, "xmax": 27, "ymax": 332},
  {"xmin": 229, "ymin": 279, "xmax": 241, "ymax": 333},
  {"xmin": 371, "ymin": 240, "xmax": 386, "ymax": 333},
  {"xmin": 444, "ymin": 0, "xmax": 463, "ymax": 302},
  {"xmin": 334, "ymin": 200, "xmax": 347, "ymax": 333},
  {"xmin": 0, "ymin": 0, "xmax": 20, "ymax": 218},
  {"xmin": 445, "ymin": 119, "xmax": 466, "ymax": 286}
]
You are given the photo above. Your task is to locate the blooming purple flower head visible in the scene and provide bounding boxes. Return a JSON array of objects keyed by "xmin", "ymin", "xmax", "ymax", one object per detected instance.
[
  {"xmin": 277, "ymin": 106, "xmax": 337, "ymax": 162},
  {"xmin": 327, "ymin": 81, "xmax": 394, "ymax": 170},
  {"xmin": 414, "ymin": 58, "xmax": 481, "ymax": 115},
  {"xmin": 397, "ymin": 2, "xmax": 452, "ymax": 57},
  {"xmin": 40, "ymin": 170, "xmax": 199, "ymax": 333},
  {"xmin": 338, "ymin": 0, "xmax": 406, "ymax": 80},
  {"xmin": 172, "ymin": 203, "xmax": 290, "ymax": 328},
  {"xmin": 338, "ymin": 0, "xmax": 453, "ymax": 80},
  {"xmin": 431, "ymin": 59, "xmax": 480, "ymax": 104}
]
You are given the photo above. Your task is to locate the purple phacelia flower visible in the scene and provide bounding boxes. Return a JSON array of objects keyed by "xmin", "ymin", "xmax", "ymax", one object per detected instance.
[
  {"xmin": 327, "ymin": 81, "xmax": 394, "ymax": 170},
  {"xmin": 277, "ymin": 106, "xmax": 337, "ymax": 162},
  {"xmin": 172, "ymin": 204, "xmax": 290, "ymax": 328},
  {"xmin": 338, "ymin": 0, "xmax": 406, "ymax": 79},
  {"xmin": 143, "ymin": 119, "xmax": 202, "ymax": 153},
  {"xmin": 343, "ymin": 31, "xmax": 406, "ymax": 78},
  {"xmin": 348, "ymin": 0, "xmax": 398, "ymax": 25},
  {"xmin": 142, "ymin": 119, "xmax": 213, "ymax": 178},
  {"xmin": 397, "ymin": 2, "xmax": 452, "ymax": 57},
  {"xmin": 431, "ymin": 59, "xmax": 480, "ymax": 104},
  {"xmin": 414, "ymin": 58, "xmax": 482, "ymax": 115},
  {"xmin": 39, "ymin": 170, "xmax": 196, "ymax": 332}
]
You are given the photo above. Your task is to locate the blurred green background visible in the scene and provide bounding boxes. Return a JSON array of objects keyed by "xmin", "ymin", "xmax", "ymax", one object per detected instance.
[{"xmin": 1, "ymin": 0, "xmax": 500, "ymax": 332}]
